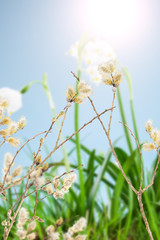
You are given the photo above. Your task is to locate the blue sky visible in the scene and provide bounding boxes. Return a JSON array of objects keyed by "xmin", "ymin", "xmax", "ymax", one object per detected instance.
[{"xmin": 0, "ymin": 0, "xmax": 160, "ymax": 172}]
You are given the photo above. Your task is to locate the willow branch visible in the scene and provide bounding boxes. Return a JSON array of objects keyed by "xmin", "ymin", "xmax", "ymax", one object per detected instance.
[
  {"xmin": 142, "ymin": 149, "xmax": 160, "ymax": 193},
  {"xmin": 108, "ymin": 92, "xmax": 116, "ymax": 135},
  {"xmin": 119, "ymin": 121, "xmax": 143, "ymax": 190},
  {"xmin": 2, "ymin": 130, "xmax": 47, "ymax": 187}
]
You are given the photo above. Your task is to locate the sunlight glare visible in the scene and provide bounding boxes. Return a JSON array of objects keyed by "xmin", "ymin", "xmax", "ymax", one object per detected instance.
[{"xmin": 86, "ymin": 0, "xmax": 149, "ymax": 42}]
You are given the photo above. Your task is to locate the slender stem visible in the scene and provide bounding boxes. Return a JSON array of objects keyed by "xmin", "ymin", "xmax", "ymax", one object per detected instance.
[
  {"xmin": 108, "ymin": 92, "xmax": 115, "ymax": 135},
  {"xmin": 130, "ymin": 99, "xmax": 140, "ymax": 143},
  {"xmin": 0, "ymin": 139, "xmax": 5, "ymax": 147},
  {"xmin": 137, "ymin": 193, "xmax": 154, "ymax": 240},
  {"xmin": 119, "ymin": 121, "xmax": 143, "ymax": 190},
  {"xmin": 0, "ymin": 107, "xmax": 113, "ymax": 194},
  {"xmin": 2, "ymin": 131, "xmax": 47, "ymax": 187},
  {"xmin": 122, "ymin": 66, "xmax": 140, "ymax": 144},
  {"xmin": 88, "ymin": 93, "xmax": 154, "ymax": 239},
  {"xmin": 142, "ymin": 150, "xmax": 160, "ymax": 193},
  {"xmin": 88, "ymin": 96, "xmax": 137, "ymax": 194},
  {"xmin": 107, "ymin": 134, "xmax": 137, "ymax": 194},
  {"xmin": 74, "ymin": 66, "xmax": 85, "ymax": 214},
  {"xmin": 117, "ymin": 87, "xmax": 133, "ymax": 154},
  {"xmin": 3, "ymin": 179, "xmax": 29, "ymax": 240}
]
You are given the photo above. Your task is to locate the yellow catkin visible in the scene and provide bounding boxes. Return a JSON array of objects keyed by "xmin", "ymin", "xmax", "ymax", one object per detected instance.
[
  {"xmin": 35, "ymin": 155, "xmax": 41, "ymax": 164},
  {"xmin": 0, "ymin": 117, "xmax": 11, "ymax": 125},
  {"xmin": 0, "ymin": 129, "xmax": 9, "ymax": 138},
  {"xmin": 56, "ymin": 217, "xmax": 63, "ymax": 226},
  {"xmin": 142, "ymin": 142, "xmax": 156, "ymax": 151},
  {"xmin": 7, "ymin": 137, "xmax": 20, "ymax": 148},
  {"xmin": 42, "ymin": 163, "xmax": 48, "ymax": 172}
]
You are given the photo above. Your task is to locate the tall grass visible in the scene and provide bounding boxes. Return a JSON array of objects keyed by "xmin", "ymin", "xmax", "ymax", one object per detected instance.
[{"xmin": 1, "ymin": 62, "xmax": 160, "ymax": 239}]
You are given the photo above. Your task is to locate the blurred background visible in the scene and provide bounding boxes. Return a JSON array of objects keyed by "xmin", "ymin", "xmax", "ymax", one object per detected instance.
[
  {"xmin": 0, "ymin": 0, "xmax": 160, "ymax": 170},
  {"xmin": 1, "ymin": 1, "xmax": 160, "ymax": 239}
]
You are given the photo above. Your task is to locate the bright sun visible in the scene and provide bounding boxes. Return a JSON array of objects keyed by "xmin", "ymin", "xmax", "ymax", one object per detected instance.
[{"xmin": 85, "ymin": 0, "xmax": 149, "ymax": 43}]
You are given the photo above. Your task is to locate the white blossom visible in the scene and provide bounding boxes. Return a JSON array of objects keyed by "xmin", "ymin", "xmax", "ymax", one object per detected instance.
[
  {"xmin": 68, "ymin": 217, "xmax": 87, "ymax": 235},
  {"xmin": 68, "ymin": 37, "xmax": 117, "ymax": 85},
  {"xmin": 0, "ymin": 88, "xmax": 22, "ymax": 114}
]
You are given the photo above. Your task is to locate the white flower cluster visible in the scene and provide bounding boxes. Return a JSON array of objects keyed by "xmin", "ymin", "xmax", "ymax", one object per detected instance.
[
  {"xmin": 68, "ymin": 38, "xmax": 116, "ymax": 85},
  {"xmin": 16, "ymin": 208, "xmax": 37, "ymax": 240},
  {"xmin": 0, "ymin": 88, "xmax": 26, "ymax": 148},
  {"xmin": 30, "ymin": 162, "xmax": 48, "ymax": 188},
  {"xmin": 143, "ymin": 120, "xmax": 160, "ymax": 151},
  {"xmin": 52, "ymin": 173, "xmax": 77, "ymax": 200},
  {"xmin": 30, "ymin": 169, "xmax": 76, "ymax": 200},
  {"xmin": 46, "ymin": 225, "xmax": 60, "ymax": 240},
  {"xmin": 64, "ymin": 217, "xmax": 87, "ymax": 240},
  {"xmin": 0, "ymin": 88, "xmax": 22, "ymax": 114},
  {"xmin": 45, "ymin": 217, "xmax": 86, "ymax": 240}
]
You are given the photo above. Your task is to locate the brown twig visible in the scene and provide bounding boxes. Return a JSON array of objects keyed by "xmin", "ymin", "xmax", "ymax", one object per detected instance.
[
  {"xmin": 0, "ymin": 139, "xmax": 5, "ymax": 147},
  {"xmin": 71, "ymin": 72, "xmax": 137, "ymax": 194},
  {"xmin": 89, "ymin": 96, "xmax": 137, "ymax": 193},
  {"xmin": 137, "ymin": 193, "xmax": 154, "ymax": 240},
  {"xmin": 25, "ymin": 165, "xmax": 83, "ymax": 201},
  {"xmin": 34, "ymin": 118, "xmax": 56, "ymax": 160},
  {"xmin": 2, "ymin": 130, "xmax": 47, "ymax": 187},
  {"xmin": 0, "ymin": 107, "xmax": 111, "ymax": 195},
  {"xmin": 142, "ymin": 149, "xmax": 160, "ymax": 193},
  {"xmin": 3, "ymin": 177, "xmax": 30, "ymax": 240},
  {"xmin": 37, "ymin": 107, "xmax": 114, "ymax": 168},
  {"xmin": 119, "ymin": 121, "xmax": 143, "ymax": 190},
  {"xmin": 118, "ymin": 122, "xmax": 154, "ymax": 238},
  {"xmin": 108, "ymin": 92, "xmax": 116, "ymax": 135}
]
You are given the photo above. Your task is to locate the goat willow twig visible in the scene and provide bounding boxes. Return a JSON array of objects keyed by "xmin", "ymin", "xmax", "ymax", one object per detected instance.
[{"xmin": 72, "ymin": 59, "xmax": 158, "ymax": 240}]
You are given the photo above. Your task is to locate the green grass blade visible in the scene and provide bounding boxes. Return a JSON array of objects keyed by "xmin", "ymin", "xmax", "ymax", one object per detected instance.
[
  {"xmin": 121, "ymin": 186, "xmax": 133, "ymax": 239},
  {"xmin": 111, "ymin": 150, "xmax": 136, "ymax": 219},
  {"xmin": 122, "ymin": 66, "xmax": 140, "ymax": 144},
  {"xmin": 74, "ymin": 68, "xmax": 85, "ymax": 215},
  {"xmin": 117, "ymin": 87, "xmax": 133, "ymax": 154}
]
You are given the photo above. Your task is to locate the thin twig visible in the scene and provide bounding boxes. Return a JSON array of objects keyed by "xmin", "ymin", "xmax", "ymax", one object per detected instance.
[
  {"xmin": 34, "ymin": 119, "xmax": 56, "ymax": 160},
  {"xmin": 108, "ymin": 92, "xmax": 116, "ymax": 135},
  {"xmin": 119, "ymin": 121, "xmax": 143, "ymax": 190},
  {"xmin": 25, "ymin": 165, "xmax": 83, "ymax": 199},
  {"xmin": 3, "ymin": 177, "xmax": 30, "ymax": 240},
  {"xmin": 71, "ymin": 72, "xmax": 137, "ymax": 193},
  {"xmin": 0, "ymin": 107, "xmax": 111, "ymax": 195},
  {"xmin": 54, "ymin": 109, "xmax": 68, "ymax": 149},
  {"xmin": 0, "ymin": 139, "xmax": 5, "ymax": 147},
  {"xmin": 142, "ymin": 149, "xmax": 160, "ymax": 193},
  {"xmin": 137, "ymin": 193, "xmax": 154, "ymax": 240},
  {"xmin": 89, "ymin": 96, "xmax": 137, "ymax": 193},
  {"xmin": 2, "ymin": 130, "xmax": 47, "ymax": 186},
  {"xmin": 32, "ymin": 191, "xmax": 38, "ymax": 218}
]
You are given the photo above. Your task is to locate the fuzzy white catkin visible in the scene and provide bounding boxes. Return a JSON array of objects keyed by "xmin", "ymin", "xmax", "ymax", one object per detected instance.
[
  {"xmin": 17, "ymin": 229, "xmax": 27, "ymax": 240},
  {"xmin": 46, "ymin": 225, "xmax": 55, "ymax": 235},
  {"xmin": 27, "ymin": 221, "xmax": 36, "ymax": 232},
  {"xmin": 63, "ymin": 173, "xmax": 77, "ymax": 188},
  {"xmin": 26, "ymin": 232, "xmax": 36, "ymax": 240},
  {"xmin": 53, "ymin": 189, "xmax": 64, "ymax": 199},
  {"xmin": 64, "ymin": 232, "xmax": 74, "ymax": 240},
  {"xmin": 4, "ymin": 152, "xmax": 13, "ymax": 169},
  {"xmin": 46, "ymin": 184, "xmax": 53, "ymax": 195},
  {"xmin": 12, "ymin": 166, "xmax": 22, "ymax": 178},
  {"xmin": 74, "ymin": 235, "xmax": 87, "ymax": 240},
  {"xmin": 18, "ymin": 207, "xmax": 28, "ymax": 225},
  {"xmin": 48, "ymin": 232, "xmax": 60, "ymax": 240},
  {"xmin": 68, "ymin": 218, "xmax": 87, "ymax": 235}
]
